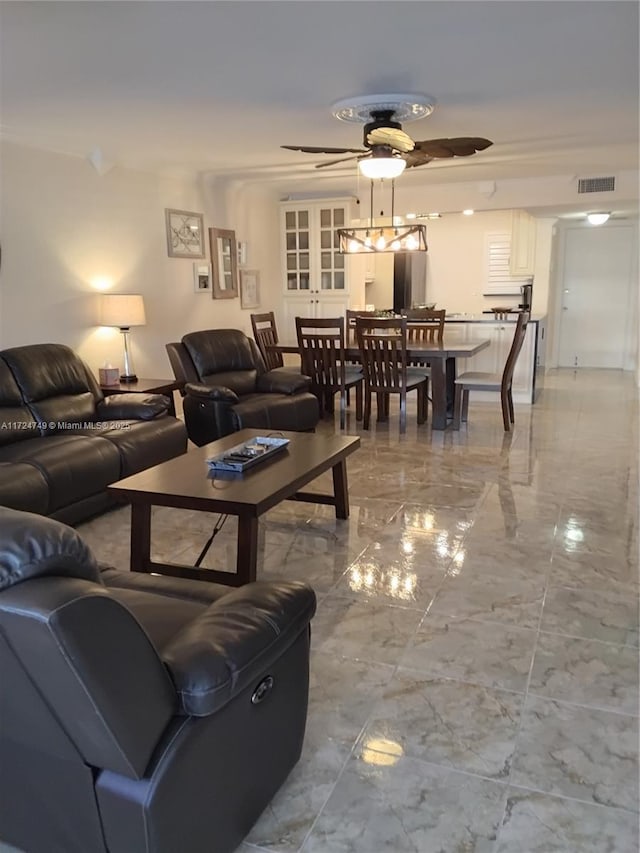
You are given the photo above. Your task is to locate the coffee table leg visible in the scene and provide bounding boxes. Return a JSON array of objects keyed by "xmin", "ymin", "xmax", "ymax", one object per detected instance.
[
  {"xmin": 332, "ymin": 460, "xmax": 350, "ymax": 519},
  {"xmin": 130, "ymin": 503, "xmax": 151, "ymax": 573},
  {"xmin": 236, "ymin": 516, "xmax": 259, "ymax": 584}
]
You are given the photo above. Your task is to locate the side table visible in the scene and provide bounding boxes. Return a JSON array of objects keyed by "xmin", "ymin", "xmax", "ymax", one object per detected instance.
[{"xmin": 99, "ymin": 378, "xmax": 182, "ymax": 418}]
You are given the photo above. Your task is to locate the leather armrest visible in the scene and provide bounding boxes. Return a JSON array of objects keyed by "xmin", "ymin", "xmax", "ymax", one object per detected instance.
[
  {"xmin": 256, "ymin": 370, "xmax": 311, "ymax": 395},
  {"xmin": 184, "ymin": 383, "xmax": 239, "ymax": 403},
  {"xmin": 161, "ymin": 581, "xmax": 317, "ymax": 717},
  {"xmin": 96, "ymin": 394, "xmax": 169, "ymax": 420}
]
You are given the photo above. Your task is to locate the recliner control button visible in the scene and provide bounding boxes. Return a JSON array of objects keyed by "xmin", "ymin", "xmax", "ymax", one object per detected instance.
[{"xmin": 251, "ymin": 675, "xmax": 274, "ymax": 704}]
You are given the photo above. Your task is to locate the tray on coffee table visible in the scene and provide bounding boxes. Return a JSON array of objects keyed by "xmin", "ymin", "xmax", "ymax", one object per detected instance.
[{"xmin": 206, "ymin": 435, "xmax": 290, "ymax": 473}]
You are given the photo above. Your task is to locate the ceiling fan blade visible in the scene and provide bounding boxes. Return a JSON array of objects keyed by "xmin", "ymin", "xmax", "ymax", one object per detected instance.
[
  {"xmin": 281, "ymin": 145, "xmax": 368, "ymax": 154},
  {"xmin": 402, "ymin": 150, "xmax": 434, "ymax": 169},
  {"xmin": 315, "ymin": 154, "xmax": 369, "ymax": 168},
  {"xmin": 366, "ymin": 127, "xmax": 415, "ymax": 153},
  {"xmin": 413, "ymin": 137, "xmax": 493, "ymax": 158}
]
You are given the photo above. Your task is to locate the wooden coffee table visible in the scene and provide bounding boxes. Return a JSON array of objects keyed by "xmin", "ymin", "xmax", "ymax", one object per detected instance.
[{"xmin": 109, "ymin": 429, "xmax": 360, "ymax": 586}]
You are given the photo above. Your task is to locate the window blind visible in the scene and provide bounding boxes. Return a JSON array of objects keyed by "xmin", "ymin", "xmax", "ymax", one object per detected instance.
[{"xmin": 483, "ymin": 232, "xmax": 533, "ymax": 295}]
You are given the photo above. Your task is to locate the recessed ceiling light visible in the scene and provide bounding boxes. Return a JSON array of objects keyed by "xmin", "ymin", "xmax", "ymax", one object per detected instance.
[
  {"xmin": 462, "ymin": 209, "xmax": 474, "ymax": 216},
  {"xmin": 586, "ymin": 212, "xmax": 610, "ymax": 225},
  {"xmin": 405, "ymin": 212, "xmax": 417, "ymax": 219}
]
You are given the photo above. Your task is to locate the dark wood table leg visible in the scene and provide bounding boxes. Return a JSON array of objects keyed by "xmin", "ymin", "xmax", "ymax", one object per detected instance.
[
  {"xmin": 130, "ymin": 503, "xmax": 151, "ymax": 572},
  {"xmin": 332, "ymin": 460, "xmax": 349, "ymax": 519},
  {"xmin": 236, "ymin": 516, "xmax": 259, "ymax": 584},
  {"xmin": 430, "ymin": 359, "xmax": 447, "ymax": 430},
  {"xmin": 445, "ymin": 357, "xmax": 457, "ymax": 416}
]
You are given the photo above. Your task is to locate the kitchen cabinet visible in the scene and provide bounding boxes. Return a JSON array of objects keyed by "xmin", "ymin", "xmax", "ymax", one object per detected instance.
[
  {"xmin": 280, "ymin": 199, "xmax": 354, "ymax": 335},
  {"xmin": 510, "ymin": 210, "xmax": 537, "ymax": 276},
  {"xmin": 280, "ymin": 292, "xmax": 355, "ymax": 342}
]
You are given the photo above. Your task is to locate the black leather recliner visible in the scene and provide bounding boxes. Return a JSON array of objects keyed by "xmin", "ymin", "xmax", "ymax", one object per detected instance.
[
  {"xmin": 0, "ymin": 507, "xmax": 316, "ymax": 853},
  {"xmin": 166, "ymin": 329, "xmax": 319, "ymax": 446}
]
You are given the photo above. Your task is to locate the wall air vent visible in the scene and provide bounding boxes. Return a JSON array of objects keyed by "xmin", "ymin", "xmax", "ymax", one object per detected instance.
[{"xmin": 577, "ymin": 176, "xmax": 615, "ymax": 194}]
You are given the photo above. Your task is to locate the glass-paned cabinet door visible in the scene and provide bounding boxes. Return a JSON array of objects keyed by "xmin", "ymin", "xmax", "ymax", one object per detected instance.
[
  {"xmin": 284, "ymin": 209, "xmax": 311, "ymax": 291},
  {"xmin": 318, "ymin": 206, "xmax": 346, "ymax": 290}
]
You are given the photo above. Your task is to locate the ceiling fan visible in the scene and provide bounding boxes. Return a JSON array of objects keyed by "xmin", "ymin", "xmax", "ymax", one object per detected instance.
[{"xmin": 281, "ymin": 94, "xmax": 493, "ymax": 174}]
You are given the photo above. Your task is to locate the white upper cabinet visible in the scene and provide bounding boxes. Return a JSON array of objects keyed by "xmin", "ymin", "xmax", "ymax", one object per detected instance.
[
  {"xmin": 510, "ymin": 210, "xmax": 537, "ymax": 276},
  {"xmin": 280, "ymin": 199, "xmax": 354, "ymax": 334},
  {"xmin": 280, "ymin": 199, "xmax": 355, "ymax": 296}
]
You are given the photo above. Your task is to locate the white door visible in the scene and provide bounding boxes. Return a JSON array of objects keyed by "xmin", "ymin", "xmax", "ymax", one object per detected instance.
[{"xmin": 558, "ymin": 225, "xmax": 635, "ymax": 368}]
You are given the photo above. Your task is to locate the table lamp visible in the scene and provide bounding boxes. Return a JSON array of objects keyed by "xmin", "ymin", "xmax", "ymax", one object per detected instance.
[{"xmin": 99, "ymin": 293, "xmax": 146, "ymax": 382}]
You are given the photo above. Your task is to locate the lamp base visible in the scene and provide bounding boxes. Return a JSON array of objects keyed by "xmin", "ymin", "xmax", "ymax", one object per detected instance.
[{"xmin": 119, "ymin": 373, "xmax": 138, "ymax": 383}]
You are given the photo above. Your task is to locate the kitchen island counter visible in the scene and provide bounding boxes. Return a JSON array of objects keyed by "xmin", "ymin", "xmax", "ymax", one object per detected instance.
[{"xmin": 443, "ymin": 313, "xmax": 546, "ymax": 324}]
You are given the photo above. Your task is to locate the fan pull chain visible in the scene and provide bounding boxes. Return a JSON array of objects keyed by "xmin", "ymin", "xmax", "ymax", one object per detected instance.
[{"xmin": 369, "ymin": 180, "xmax": 374, "ymax": 230}]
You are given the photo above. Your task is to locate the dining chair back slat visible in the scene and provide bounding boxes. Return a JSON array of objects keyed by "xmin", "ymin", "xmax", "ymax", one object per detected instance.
[{"xmin": 501, "ymin": 313, "xmax": 529, "ymax": 393}]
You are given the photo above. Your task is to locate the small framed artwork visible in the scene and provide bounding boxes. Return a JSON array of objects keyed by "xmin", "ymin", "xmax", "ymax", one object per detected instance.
[
  {"xmin": 193, "ymin": 262, "xmax": 212, "ymax": 293},
  {"xmin": 165, "ymin": 209, "xmax": 205, "ymax": 258},
  {"xmin": 240, "ymin": 269, "xmax": 260, "ymax": 309}
]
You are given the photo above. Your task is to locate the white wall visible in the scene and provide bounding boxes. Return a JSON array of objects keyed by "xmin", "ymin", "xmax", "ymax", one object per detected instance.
[
  {"xmin": 0, "ymin": 142, "xmax": 249, "ymax": 378},
  {"xmin": 211, "ymin": 179, "xmax": 283, "ymax": 336}
]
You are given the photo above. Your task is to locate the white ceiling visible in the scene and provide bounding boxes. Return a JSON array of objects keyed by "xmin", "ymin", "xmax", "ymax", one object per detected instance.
[{"xmin": 2, "ymin": 1, "xmax": 638, "ymax": 217}]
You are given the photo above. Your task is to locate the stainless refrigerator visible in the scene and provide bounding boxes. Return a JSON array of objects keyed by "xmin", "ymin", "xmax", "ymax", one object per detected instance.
[{"xmin": 393, "ymin": 253, "xmax": 427, "ymax": 312}]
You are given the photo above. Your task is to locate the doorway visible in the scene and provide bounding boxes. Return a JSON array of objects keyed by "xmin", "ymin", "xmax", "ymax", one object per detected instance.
[{"xmin": 557, "ymin": 224, "xmax": 636, "ymax": 369}]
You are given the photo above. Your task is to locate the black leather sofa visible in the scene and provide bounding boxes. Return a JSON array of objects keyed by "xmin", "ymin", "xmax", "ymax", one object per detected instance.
[
  {"xmin": 0, "ymin": 506, "xmax": 316, "ymax": 853},
  {"xmin": 0, "ymin": 343, "xmax": 187, "ymax": 524},
  {"xmin": 166, "ymin": 329, "xmax": 319, "ymax": 446}
]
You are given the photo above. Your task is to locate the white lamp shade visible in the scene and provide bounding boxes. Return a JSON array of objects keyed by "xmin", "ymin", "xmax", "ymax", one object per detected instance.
[
  {"xmin": 586, "ymin": 212, "xmax": 610, "ymax": 226},
  {"xmin": 359, "ymin": 157, "xmax": 406, "ymax": 180},
  {"xmin": 99, "ymin": 294, "xmax": 146, "ymax": 327}
]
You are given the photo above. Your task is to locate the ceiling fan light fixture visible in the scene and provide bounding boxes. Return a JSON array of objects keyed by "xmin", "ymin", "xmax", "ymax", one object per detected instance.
[
  {"xmin": 586, "ymin": 212, "xmax": 610, "ymax": 225},
  {"xmin": 359, "ymin": 157, "xmax": 406, "ymax": 180}
]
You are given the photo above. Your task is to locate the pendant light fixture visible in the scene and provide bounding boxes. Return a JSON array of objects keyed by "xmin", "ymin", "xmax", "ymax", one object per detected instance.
[{"xmin": 337, "ymin": 178, "xmax": 427, "ymax": 254}]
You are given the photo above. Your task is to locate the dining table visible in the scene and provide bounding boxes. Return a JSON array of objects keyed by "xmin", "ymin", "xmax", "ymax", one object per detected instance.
[{"xmin": 269, "ymin": 333, "xmax": 491, "ymax": 430}]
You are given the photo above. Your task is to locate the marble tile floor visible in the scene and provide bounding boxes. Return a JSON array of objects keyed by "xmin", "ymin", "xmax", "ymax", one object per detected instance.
[{"xmin": 7, "ymin": 368, "xmax": 637, "ymax": 853}]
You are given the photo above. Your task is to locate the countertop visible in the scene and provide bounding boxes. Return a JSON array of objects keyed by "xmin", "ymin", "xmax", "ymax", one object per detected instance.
[{"xmin": 444, "ymin": 313, "xmax": 546, "ymax": 324}]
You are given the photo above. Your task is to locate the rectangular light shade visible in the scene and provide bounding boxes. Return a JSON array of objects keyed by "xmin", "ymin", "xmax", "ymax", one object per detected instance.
[
  {"xmin": 99, "ymin": 294, "xmax": 146, "ymax": 327},
  {"xmin": 337, "ymin": 224, "xmax": 427, "ymax": 254}
]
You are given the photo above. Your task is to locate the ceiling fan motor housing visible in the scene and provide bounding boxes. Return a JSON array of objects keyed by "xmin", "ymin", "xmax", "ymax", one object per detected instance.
[{"xmin": 362, "ymin": 110, "xmax": 402, "ymax": 148}]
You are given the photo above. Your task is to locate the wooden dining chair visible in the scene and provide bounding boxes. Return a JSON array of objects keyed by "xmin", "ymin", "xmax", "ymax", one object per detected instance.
[
  {"xmin": 251, "ymin": 311, "xmax": 300, "ymax": 373},
  {"xmin": 453, "ymin": 312, "xmax": 529, "ymax": 432},
  {"xmin": 345, "ymin": 309, "xmax": 377, "ymax": 346},
  {"xmin": 401, "ymin": 308, "xmax": 446, "ymax": 343},
  {"xmin": 401, "ymin": 308, "xmax": 446, "ymax": 408},
  {"xmin": 295, "ymin": 317, "xmax": 363, "ymax": 430},
  {"xmin": 355, "ymin": 316, "xmax": 428, "ymax": 435}
]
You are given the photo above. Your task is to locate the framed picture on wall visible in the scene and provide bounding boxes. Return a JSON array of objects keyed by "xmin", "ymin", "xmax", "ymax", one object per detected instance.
[
  {"xmin": 165, "ymin": 209, "xmax": 205, "ymax": 258},
  {"xmin": 193, "ymin": 262, "xmax": 212, "ymax": 293},
  {"xmin": 209, "ymin": 227, "xmax": 239, "ymax": 299},
  {"xmin": 239, "ymin": 269, "xmax": 260, "ymax": 309}
]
